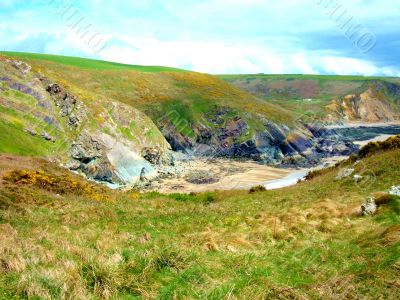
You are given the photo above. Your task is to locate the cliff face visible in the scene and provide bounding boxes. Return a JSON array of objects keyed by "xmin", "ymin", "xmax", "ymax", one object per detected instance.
[
  {"xmin": 0, "ymin": 57, "xmax": 174, "ymax": 186},
  {"xmin": 326, "ymin": 82, "xmax": 400, "ymax": 123}
]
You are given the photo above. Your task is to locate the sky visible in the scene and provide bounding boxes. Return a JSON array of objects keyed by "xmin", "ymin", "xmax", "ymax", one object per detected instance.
[{"xmin": 1, "ymin": 0, "xmax": 399, "ymax": 75}]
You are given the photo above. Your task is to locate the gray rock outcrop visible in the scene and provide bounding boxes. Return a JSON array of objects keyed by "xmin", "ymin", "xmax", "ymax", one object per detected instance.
[
  {"xmin": 361, "ymin": 197, "xmax": 377, "ymax": 216},
  {"xmin": 335, "ymin": 168, "xmax": 355, "ymax": 180}
]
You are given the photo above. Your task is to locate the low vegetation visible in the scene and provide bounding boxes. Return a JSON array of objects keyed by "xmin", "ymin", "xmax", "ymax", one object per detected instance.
[
  {"xmin": 0, "ymin": 52, "xmax": 295, "ymax": 137},
  {"xmin": 3, "ymin": 169, "xmax": 110, "ymax": 202},
  {"xmin": 249, "ymin": 185, "xmax": 267, "ymax": 194},
  {"xmin": 0, "ymin": 140, "xmax": 399, "ymax": 299},
  {"xmin": 358, "ymin": 135, "xmax": 400, "ymax": 158}
]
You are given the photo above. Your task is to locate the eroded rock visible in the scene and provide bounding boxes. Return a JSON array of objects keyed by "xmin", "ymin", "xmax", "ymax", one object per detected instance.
[
  {"xmin": 41, "ymin": 131, "xmax": 56, "ymax": 143},
  {"xmin": 10, "ymin": 60, "xmax": 31, "ymax": 75},
  {"xmin": 70, "ymin": 133, "xmax": 103, "ymax": 163}
]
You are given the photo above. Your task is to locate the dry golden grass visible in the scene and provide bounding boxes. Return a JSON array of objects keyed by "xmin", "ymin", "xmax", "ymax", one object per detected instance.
[{"xmin": 0, "ymin": 148, "xmax": 399, "ymax": 299}]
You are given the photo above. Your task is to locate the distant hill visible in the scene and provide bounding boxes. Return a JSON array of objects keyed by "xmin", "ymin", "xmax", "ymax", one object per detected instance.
[{"xmin": 221, "ymin": 74, "xmax": 400, "ymax": 123}]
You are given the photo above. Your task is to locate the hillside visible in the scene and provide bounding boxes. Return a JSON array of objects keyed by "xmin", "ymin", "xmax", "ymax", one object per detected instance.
[
  {"xmin": 0, "ymin": 137, "xmax": 399, "ymax": 299},
  {"xmin": 0, "ymin": 52, "xmax": 363, "ymax": 181},
  {"xmin": 221, "ymin": 74, "xmax": 400, "ymax": 123},
  {"xmin": 0, "ymin": 53, "xmax": 174, "ymax": 185}
]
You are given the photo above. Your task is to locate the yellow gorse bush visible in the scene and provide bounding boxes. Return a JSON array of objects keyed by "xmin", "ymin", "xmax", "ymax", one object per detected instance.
[{"xmin": 3, "ymin": 169, "xmax": 110, "ymax": 201}]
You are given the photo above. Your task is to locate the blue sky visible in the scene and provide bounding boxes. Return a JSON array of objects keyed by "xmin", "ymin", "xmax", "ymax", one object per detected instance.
[{"xmin": 1, "ymin": 0, "xmax": 399, "ymax": 75}]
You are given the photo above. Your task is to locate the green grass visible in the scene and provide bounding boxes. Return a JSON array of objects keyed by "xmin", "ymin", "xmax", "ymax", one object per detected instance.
[
  {"xmin": 0, "ymin": 119, "xmax": 67, "ymax": 156},
  {"xmin": 0, "ymin": 51, "xmax": 186, "ymax": 73},
  {"xmin": 0, "ymin": 146, "xmax": 399, "ymax": 299}
]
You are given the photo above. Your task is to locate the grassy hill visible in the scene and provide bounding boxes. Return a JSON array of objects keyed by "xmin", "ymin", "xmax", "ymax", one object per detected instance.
[
  {"xmin": 221, "ymin": 74, "xmax": 400, "ymax": 121},
  {"xmin": 0, "ymin": 52, "xmax": 298, "ymax": 161},
  {"xmin": 0, "ymin": 54, "xmax": 169, "ymax": 157},
  {"xmin": 0, "ymin": 52, "xmax": 186, "ymax": 73},
  {"xmin": 0, "ymin": 52, "xmax": 292, "ymax": 123},
  {"xmin": 0, "ymin": 138, "xmax": 399, "ymax": 299}
]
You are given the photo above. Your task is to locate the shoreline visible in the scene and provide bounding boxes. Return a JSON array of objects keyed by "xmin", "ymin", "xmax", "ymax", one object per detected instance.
[
  {"xmin": 145, "ymin": 125, "xmax": 400, "ymax": 194},
  {"xmin": 325, "ymin": 121, "xmax": 400, "ymax": 129}
]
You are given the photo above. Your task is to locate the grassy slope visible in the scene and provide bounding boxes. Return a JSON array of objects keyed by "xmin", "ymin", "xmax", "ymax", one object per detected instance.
[
  {"xmin": 0, "ymin": 142, "xmax": 399, "ymax": 299},
  {"xmin": 0, "ymin": 52, "xmax": 186, "ymax": 73},
  {"xmin": 0, "ymin": 54, "xmax": 172, "ymax": 159},
  {"xmin": 0, "ymin": 60, "xmax": 71, "ymax": 157},
  {"xmin": 0, "ymin": 52, "xmax": 294, "ymax": 128}
]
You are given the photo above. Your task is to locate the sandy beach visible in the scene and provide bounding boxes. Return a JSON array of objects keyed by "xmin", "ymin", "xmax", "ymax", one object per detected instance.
[{"xmin": 152, "ymin": 159, "xmax": 296, "ymax": 194}]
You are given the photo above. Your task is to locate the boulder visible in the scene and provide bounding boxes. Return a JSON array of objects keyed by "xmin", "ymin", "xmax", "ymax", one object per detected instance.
[
  {"xmin": 83, "ymin": 158, "xmax": 117, "ymax": 183},
  {"xmin": 46, "ymin": 83, "xmax": 77, "ymax": 117},
  {"xmin": 389, "ymin": 186, "xmax": 400, "ymax": 197},
  {"xmin": 140, "ymin": 167, "xmax": 153, "ymax": 182},
  {"xmin": 353, "ymin": 175, "xmax": 363, "ymax": 183},
  {"xmin": 142, "ymin": 147, "xmax": 161, "ymax": 164},
  {"xmin": 60, "ymin": 94, "xmax": 77, "ymax": 117},
  {"xmin": 361, "ymin": 197, "xmax": 377, "ymax": 216},
  {"xmin": 41, "ymin": 131, "xmax": 56, "ymax": 143},
  {"xmin": 25, "ymin": 127, "xmax": 37, "ymax": 136},
  {"xmin": 335, "ymin": 168, "xmax": 354, "ymax": 180}
]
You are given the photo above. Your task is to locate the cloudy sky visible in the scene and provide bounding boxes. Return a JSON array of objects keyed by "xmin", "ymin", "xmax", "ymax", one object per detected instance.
[{"xmin": 1, "ymin": 0, "xmax": 399, "ymax": 75}]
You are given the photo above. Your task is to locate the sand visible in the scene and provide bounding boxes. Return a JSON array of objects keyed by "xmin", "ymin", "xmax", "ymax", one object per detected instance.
[{"xmin": 153, "ymin": 159, "xmax": 295, "ymax": 194}]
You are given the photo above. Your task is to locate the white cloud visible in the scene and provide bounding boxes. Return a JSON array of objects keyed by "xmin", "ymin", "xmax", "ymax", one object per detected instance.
[
  {"xmin": 1, "ymin": 0, "xmax": 399, "ymax": 76},
  {"xmin": 101, "ymin": 37, "xmax": 391, "ymax": 76},
  {"xmin": 321, "ymin": 57, "xmax": 378, "ymax": 76},
  {"xmin": 291, "ymin": 53, "xmax": 319, "ymax": 74},
  {"xmin": 100, "ymin": 38, "xmax": 286, "ymax": 74}
]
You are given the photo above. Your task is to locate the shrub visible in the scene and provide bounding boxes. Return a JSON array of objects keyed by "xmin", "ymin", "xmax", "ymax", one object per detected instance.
[
  {"xmin": 2, "ymin": 169, "xmax": 109, "ymax": 201},
  {"xmin": 154, "ymin": 249, "xmax": 187, "ymax": 271},
  {"xmin": 203, "ymin": 192, "xmax": 216, "ymax": 205},
  {"xmin": 358, "ymin": 135, "xmax": 400, "ymax": 158},
  {"xmin": 304, "ymin": 169, "xmax": 325, "ymax": 181},
  {"xmin": 249, "ymin": 185, "xmax": 267, "ymax": 194}
]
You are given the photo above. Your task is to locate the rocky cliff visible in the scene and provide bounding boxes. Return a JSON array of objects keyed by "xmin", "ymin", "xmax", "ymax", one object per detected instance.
[
  {"xmin": 325, "ymin": 81, "xmax": 400, "ymax": 123},
  {"xmin": 0, "ymin": 56, "xmax": 175, "ymax": 186}
]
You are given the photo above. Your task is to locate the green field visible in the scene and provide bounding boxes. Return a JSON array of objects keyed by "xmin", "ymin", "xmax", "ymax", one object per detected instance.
[{"xmin": 0, "ymin": 51, "xmax": 186, "ymax": 73}]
